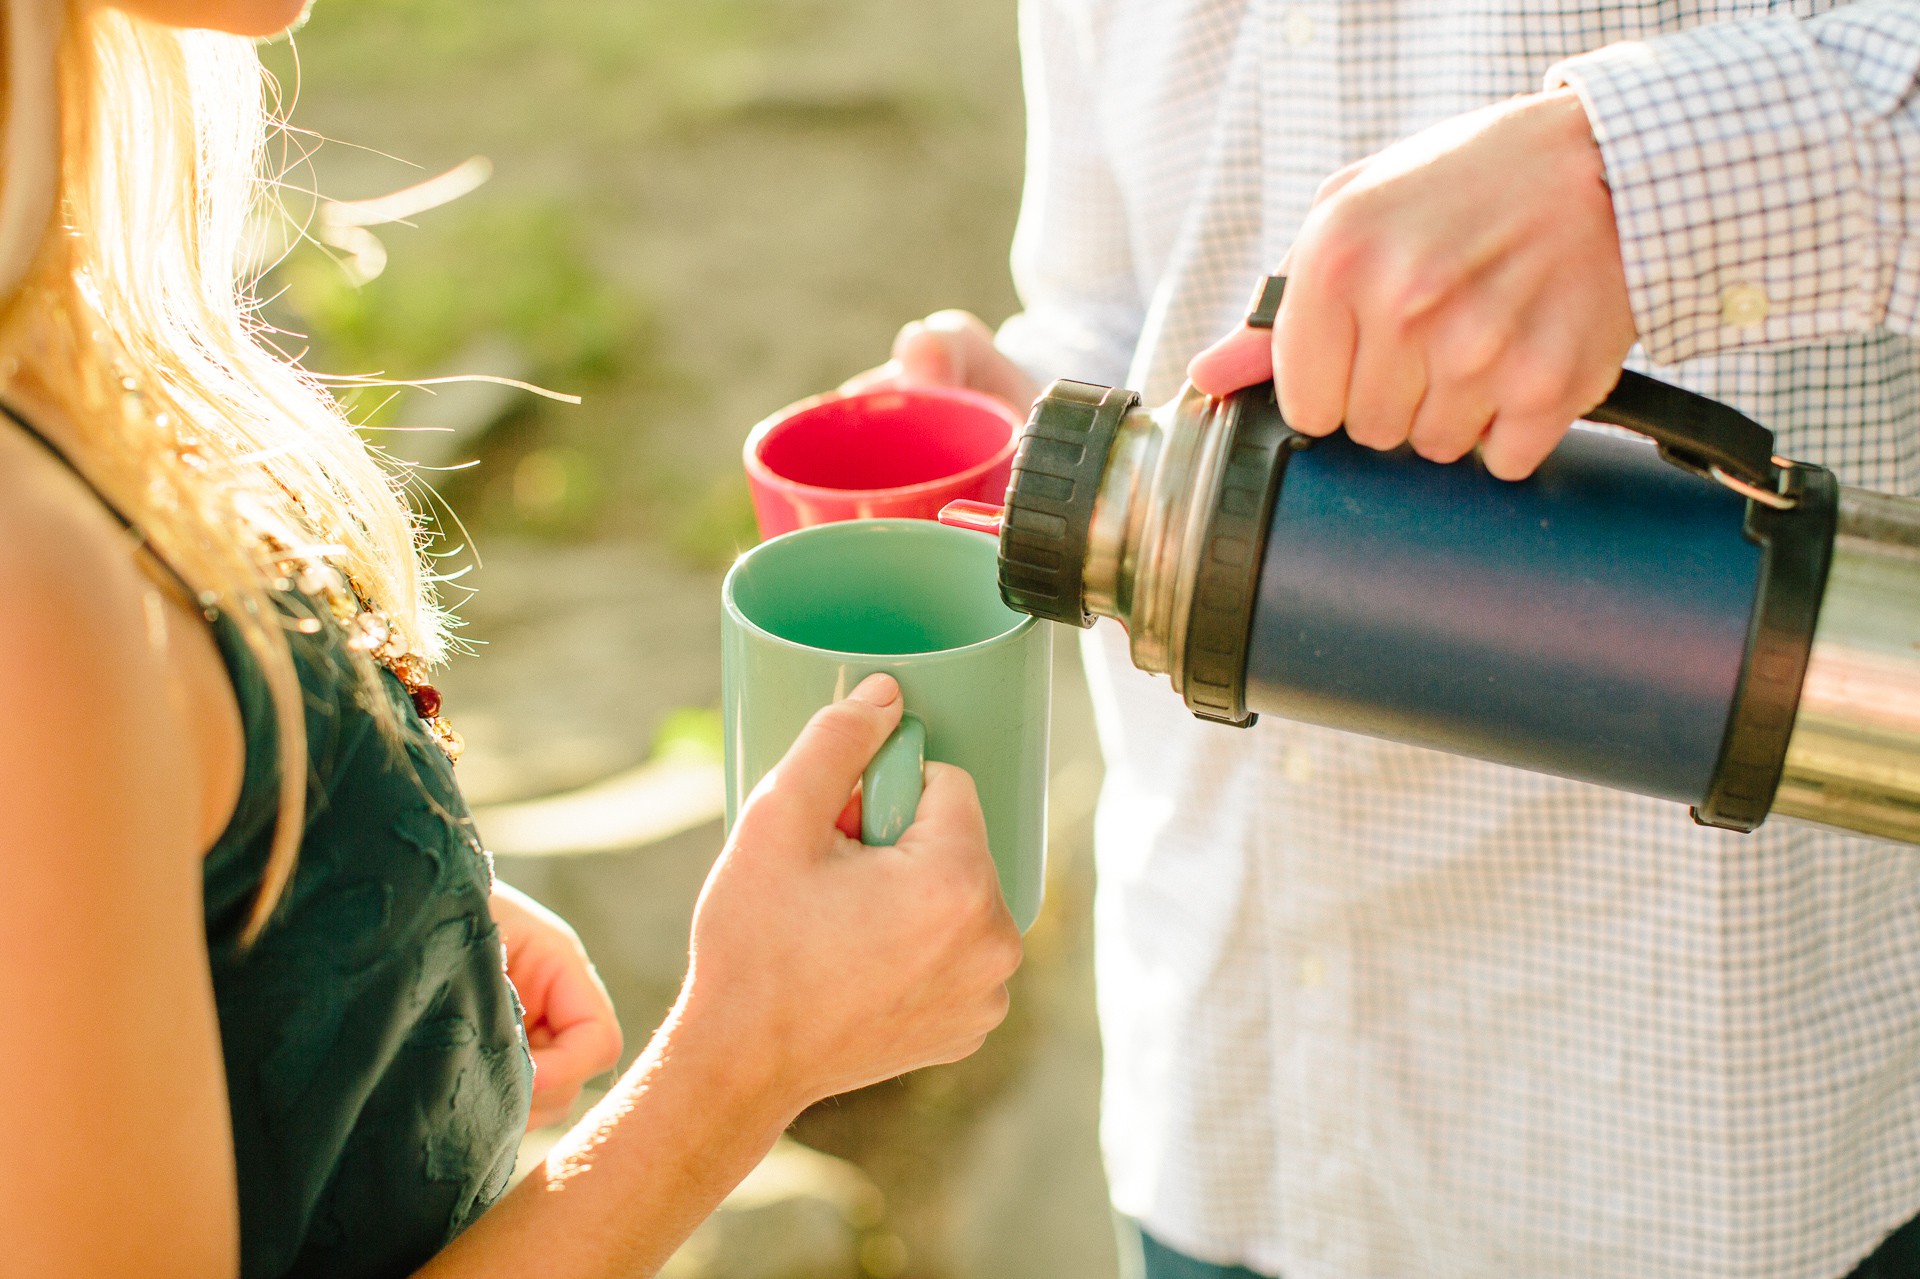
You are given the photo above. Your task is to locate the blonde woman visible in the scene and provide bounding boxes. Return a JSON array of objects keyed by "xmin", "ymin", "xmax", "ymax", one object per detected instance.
[{"xmin": 0, "ymin": 0, "xmax": 1022, "ymax": 1276}]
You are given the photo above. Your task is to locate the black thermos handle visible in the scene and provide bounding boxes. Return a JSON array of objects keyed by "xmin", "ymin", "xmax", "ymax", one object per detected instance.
[{"xmin": 1241, "ymin": 274, "xmax": 1785, "ymax": 495}]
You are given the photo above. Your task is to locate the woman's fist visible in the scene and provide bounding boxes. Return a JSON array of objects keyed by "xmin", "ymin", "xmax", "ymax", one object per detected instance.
[{"xmin": 677, "ymin": 673, "xmax": 1022, "ymax": 1113}]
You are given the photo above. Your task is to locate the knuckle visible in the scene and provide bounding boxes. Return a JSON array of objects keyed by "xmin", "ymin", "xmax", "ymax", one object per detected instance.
[
  {"xmin": 1412, "ymin": 432, "xmax": 1476, "ymax": 465},
  {"xmin": 1408, "ymin": 404, "xmax": 1485, "ymax": 464},
  {"xmin": 1296, "ymin": 409, "xmax": 1345, "ymax": 439},
  {"xmin": 1315, "ymin": 161, "xmax": 1375, "ymax": 217},
  {"xmin": 926, "ymin": 308, "xmax": 990, "ymax": 339},
  {"xmin": 1431, "ymin": 322, "xmax": 1505, "ymax": 381},
  {"xmin": 980, "ymin": 985, "xmax": 1012, "ymax": 1033},
  {"xmin": 1275, "ymin": 379, "xmax": 1330, "ymax": 436},
  {"xmin": 989, "ymin": 929, "xmax": 1024, "ymax": 981},
  {"xmin": 807, "ymin": 698, "xmax": 875, "ymax": 740},
  {"xmin": 953, "ymin": 1032, "xmax": 993, "ymax": 1064},
  {"xmin": 1515, "ymin": 386, "xmax": 1577, "ymax": 430},
  {"xmin": 1495, "ymin": 346, "xmax": 1577, "ymax": 418},
  {"xmin": 801, "ymin": 701, "xmax": 885, "ymax": 758},
  {"xmin": 1376, "ymin": 264, "xmax": 1444, "ymax": 331},
  {"xmin": 733, "ymin": 776, "xmax": 799, "ymax": 837},
  {"xmin": 1480, "ymin": 448, "xmax": 1529, "ymax": 482},
  {"xmin": 965, "ymin": 877, "xmax": 1007, "ymax": 930},
  {"xmin": 943, "ymin": 858, "xmax": 992, "ymax": 911},
  {"xmin": 923, "ymin": 760, "xmax": 978, "ymax": 799},
  {"xmin": 1343, "ymin": 407, "xmax": 1404, "ymax": 452},
  {"xmin": 1482, "ymin": 424, "xmax": 1560, "ymax": 481},
  {"xmin": 1570, "ymin": 366, "xmax": 1620, "ymax": 419},
  {"xmin": 1311, "ymin": 166, "xmax": 1354, "ymax": 206},
  {"xmin": 979, "ymin": 860, "xmax": 1010, "ymax": 904},
  {"xmin": 1296, "ymin": 202, "xmax": 1363, "ymax": 279},
  {"xmin": 1312, "ymin": 225, "xmax": 1367, "ymax": 287},
  {"xmin": 1503, "ymin": 387, "xmax": 1561, "ymax": 426},
  {"xmin": 953, "ymin": 767, "xmax": 981, "ymax": 803}
]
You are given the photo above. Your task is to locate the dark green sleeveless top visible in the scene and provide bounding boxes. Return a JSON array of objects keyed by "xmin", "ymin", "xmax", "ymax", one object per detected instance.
[
  {"xmin": 5, "ymin": 408, "xmax": 533, "ymax": 1278},
  {"xmin": 204, "ymin": 609, "xmax": 533, "ymax": 1279}
]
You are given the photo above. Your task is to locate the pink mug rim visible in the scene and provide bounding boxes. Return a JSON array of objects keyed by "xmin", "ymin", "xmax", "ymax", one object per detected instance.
[{"xmin": 742, "ymin": 385, "xmax": 1022, "ymax": 503}]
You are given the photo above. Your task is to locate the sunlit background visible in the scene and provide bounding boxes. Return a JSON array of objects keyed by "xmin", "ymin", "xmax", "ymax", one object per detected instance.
[{"xmin": 259, "ymin": 1, "xmax": 1115, "ymax": 1274}]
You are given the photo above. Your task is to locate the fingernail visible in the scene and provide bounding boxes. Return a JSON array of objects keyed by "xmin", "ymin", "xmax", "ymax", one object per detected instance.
[{"xmin": 849, "ymin": 673, "xmax": 901, "ymax": 707}]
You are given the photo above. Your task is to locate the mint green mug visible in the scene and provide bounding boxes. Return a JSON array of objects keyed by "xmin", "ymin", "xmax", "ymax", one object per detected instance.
[{"xmin": 721, "ymin": 518, "xmax": 1051, "ymax": 930}]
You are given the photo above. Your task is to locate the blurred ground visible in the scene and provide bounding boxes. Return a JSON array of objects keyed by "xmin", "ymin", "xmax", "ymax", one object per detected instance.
[{"xmin": 261, "ymin": 2, "xmax": 1118, "ymax": 1275}]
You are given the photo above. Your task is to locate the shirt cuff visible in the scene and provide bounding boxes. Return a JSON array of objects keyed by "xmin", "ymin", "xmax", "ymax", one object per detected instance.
[{"xmin": 1548, "ymin": 18, "xmax": 1881, "ymax": 365}]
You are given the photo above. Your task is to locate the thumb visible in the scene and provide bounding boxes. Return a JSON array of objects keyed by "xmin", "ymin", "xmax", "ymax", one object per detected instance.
[{"xmin": 740, "ymin": 673, "xmax": 906, "ymax": 840}]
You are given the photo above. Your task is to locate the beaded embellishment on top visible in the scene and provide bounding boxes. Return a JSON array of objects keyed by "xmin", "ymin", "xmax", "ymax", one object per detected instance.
[
  {"xmin": 255, "ymin": 526, "xmax": 465, "ymax": 764},
  {"xmin": 57, "ymin": 349, "xmax": 467, "ymax": 766}
]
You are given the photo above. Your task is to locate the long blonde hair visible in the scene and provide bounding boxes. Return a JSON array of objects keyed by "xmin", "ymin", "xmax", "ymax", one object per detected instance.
[{"xmin": 1, "ymin": 2, "xmax": 445, "ymax": 940}]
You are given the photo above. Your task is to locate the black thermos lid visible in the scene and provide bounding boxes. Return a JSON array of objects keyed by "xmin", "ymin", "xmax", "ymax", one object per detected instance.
[{"xmin": 995, "ymin": 379, "xmax": 1138, "ymax": 627}]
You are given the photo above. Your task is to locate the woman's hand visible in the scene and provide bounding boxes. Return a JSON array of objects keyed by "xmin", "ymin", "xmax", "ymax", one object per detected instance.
[
  {"xmin": 840, "ymin": 309, "xmax": 1041, "ymax": 416},
  {"xmin": 426, "ymin": 673, "xmax": 1021, "ymax": 1277},
  {"xmin": 1189, "ymin": 89, "xmax": 1637, "ymax": 480},
  {"xmin": 676, "ymin": 672, "xmax": 1022, "ymax": 1113},
  {"xmin": 490, "ymin": 882, "xmax": 624, "ymax": 1130}
]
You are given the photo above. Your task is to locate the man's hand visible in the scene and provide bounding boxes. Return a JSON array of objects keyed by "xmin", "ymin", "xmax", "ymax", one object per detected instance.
[
  {"xmin": 491, "ymin": 882, "xmax": 624, "ymax": 1130},
  {"xmin": 841, "ymin": 309, "xmax": 1041, "ymax": 417},
  {"xmin": 1189, "ymin": 89, "xmax": 1637, "ymax": 480}
]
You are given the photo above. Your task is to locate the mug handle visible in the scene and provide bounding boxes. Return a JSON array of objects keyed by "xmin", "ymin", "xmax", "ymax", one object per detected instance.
[{"xmin": 860, "ymin": 711, "xmax": 926, "ymax": 846}]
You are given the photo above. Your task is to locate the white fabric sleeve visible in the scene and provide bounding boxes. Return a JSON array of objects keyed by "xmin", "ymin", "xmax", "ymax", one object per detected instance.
[
  {"xmin": 1547, "ymin": 0, "xmax": 1920, "ymax": 365},
  {"xmin": 994, "ymin": 0, "xmax": 1144, "ymax": 389}
]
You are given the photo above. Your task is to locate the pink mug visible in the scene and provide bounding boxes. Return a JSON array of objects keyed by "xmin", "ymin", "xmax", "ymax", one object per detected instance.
[{"xmin": 742, "ymin": 386, "xmax": 1021, "ymax": 538}]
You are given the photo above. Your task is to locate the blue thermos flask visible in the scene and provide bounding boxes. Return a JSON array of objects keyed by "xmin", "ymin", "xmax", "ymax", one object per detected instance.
[{"xmin": 941, "ymin": 277, "xmax": 1920, "ymax": 844}]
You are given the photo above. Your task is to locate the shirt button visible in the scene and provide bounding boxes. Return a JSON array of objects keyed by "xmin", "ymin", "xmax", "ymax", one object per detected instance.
[
  {"xmin": 1283, "ymin": 7, "xmax": 1315, "ymax": 46},
  {"xmin": 1720, "ymin": 282, "xmax": 1770, "ymax": 327},
  {"xmin": 1299, "ymin": 952, "xmax": 1327, "ymax": 987},
  {"xmin": 1283, "ymin": 743, "xmax": 1314, "ymax": 783}
]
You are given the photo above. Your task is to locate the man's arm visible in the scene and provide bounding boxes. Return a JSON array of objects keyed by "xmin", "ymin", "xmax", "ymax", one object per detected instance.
[
  {"xmin": 847, "ymin": 0, "xmax": 1142, "ymax": 409},
  {"xmin": 1550, "ymin": 0, "xmax": 1920, "ymax": 364},
  {"xmin": 1190, "ymin": 0, "xmax": 1920, "ymax": 479},
  {"xmin": 995, "ymin": 0, "xmax": 1144, "ymax": 391}
]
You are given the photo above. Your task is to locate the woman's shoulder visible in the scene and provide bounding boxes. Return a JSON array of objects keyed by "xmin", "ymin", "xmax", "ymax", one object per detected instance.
[
  {"xmin": 0, "ymin": 415, "xmax": 230, "ymax": 856},
  {"xmin": 0, "ymin": 419, "xmax": 164, "ymax": 670},
  {"xmin": 0, "ymin": 425, "xmax": 247, "ymax": 1279}
]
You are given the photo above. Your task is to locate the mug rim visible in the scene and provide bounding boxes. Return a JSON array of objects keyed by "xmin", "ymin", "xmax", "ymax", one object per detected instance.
[
  {"xmin": 741, "ymin": 385, "xmax": 1021, "ymax": 503},
  {"xmin": 723, "ymin": 517, "xmax": 1039, "ymax": 659}
]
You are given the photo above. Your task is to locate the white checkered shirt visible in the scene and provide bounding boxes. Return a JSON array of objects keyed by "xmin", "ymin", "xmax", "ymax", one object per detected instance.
[{"xmin": 992, "ymin": 2, "xmax": 1920, "ymax": 1276}]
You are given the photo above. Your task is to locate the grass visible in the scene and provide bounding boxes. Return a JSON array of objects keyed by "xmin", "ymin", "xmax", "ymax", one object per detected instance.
[{"xmin": 268, "ymin": 200, "xmax": 643, "ymax": 391}]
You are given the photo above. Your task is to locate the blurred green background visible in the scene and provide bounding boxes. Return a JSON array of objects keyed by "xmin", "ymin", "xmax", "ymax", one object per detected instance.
[
  {"xmin": 261, "ymin": 0, "xmax": 1029, "ymax": 556},
  {"xmin": 259, "ymin": 2, "xmax": 1116, "ymax": 1276}
]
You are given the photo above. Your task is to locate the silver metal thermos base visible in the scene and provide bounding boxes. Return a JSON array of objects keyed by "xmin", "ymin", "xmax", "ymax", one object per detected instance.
[{"xmin": 1773, "ymin": 488, "xmax": 1920, "ymax": 842}]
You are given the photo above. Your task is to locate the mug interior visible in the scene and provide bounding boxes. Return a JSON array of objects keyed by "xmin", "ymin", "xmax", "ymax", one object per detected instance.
[
  {"xmin": 727, "ymin": 520, "xmax": 1028, "ymax": 655},
  {"xmin": 753, "ymin": 389, "xmax": 1014, "ymax": 492}
]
